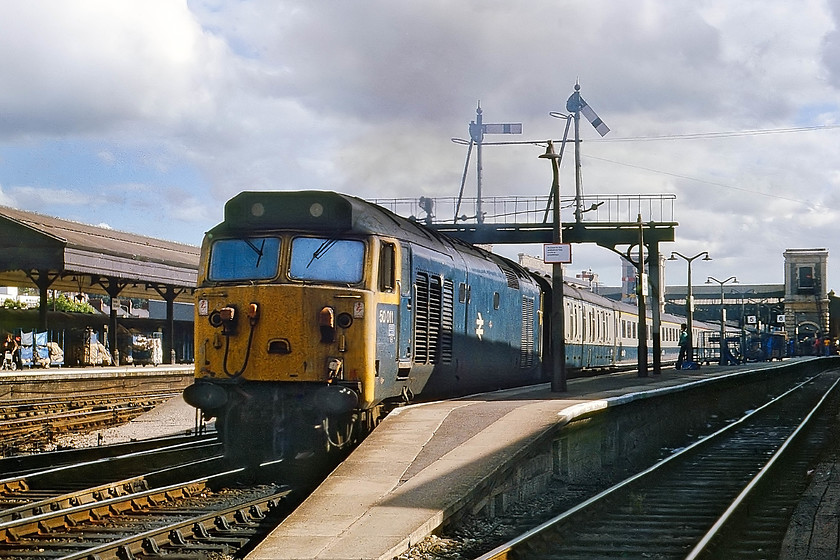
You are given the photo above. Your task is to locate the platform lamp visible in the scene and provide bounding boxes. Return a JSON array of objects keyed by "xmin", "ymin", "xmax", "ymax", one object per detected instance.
[
  {"xmin": 539, "ymin": 139, "xmax": 568, "ymax": 392},
  {"xmin": 706, "ymin": 276, "xmax": 738, "ymax": 365},
  {"xmin": 667, "ymin": 251, "xmax": 711, "ymax": 362}
]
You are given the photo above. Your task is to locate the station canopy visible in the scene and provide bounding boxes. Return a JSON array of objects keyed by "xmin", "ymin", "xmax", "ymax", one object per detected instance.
[{"xmin": 0, "ymin": 206, "xmax": 199, "ymax": 304}]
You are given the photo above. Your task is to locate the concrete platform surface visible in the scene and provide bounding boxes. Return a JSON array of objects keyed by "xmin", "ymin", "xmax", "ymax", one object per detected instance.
[
  {"xmin": 247, "ymin": 362, "xmax": 791, "ymax": 560},
  {"xmin": 780, "ymin": 431, "xmax": 840, "ymax": 559}
]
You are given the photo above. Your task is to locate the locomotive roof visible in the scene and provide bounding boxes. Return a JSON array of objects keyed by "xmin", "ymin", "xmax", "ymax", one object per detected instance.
[
  {"xmin": 215, "ymin": 190, "xmax": 534, "ymax": 278},
  {"xmin": 218, "ymin": 190, "xmax": 461, "ymax": 242}
]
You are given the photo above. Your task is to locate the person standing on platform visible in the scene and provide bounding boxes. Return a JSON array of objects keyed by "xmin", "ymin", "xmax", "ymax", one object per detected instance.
[{"xmin": 676, "ymin": 323, "xmax": 690, "ymax": 369}]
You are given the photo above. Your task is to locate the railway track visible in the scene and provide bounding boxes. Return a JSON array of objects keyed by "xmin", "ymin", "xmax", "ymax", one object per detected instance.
[
  {"xmin": 0, "ymin": 436, "xmax": 302, "ymax": 559},
  {"xmin": 0, "ymin": 436, "xmax": 224, "ymax": 521},
  {"xmin": 0, "ymin": 433, "xmax": 217, "ymax": 478},
  {"xmin": 478, "ymin": 370, "xmax": 840, "ymax": 559},
  {"xmin": 0, "ymin": 392, "xmax": 181, "ymax": 453}
]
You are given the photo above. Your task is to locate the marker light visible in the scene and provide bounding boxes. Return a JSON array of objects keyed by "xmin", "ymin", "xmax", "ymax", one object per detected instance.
[
  {"xmin": 247, "ymin": 303, "xmax": 260, "ymax": 325},
  {"xmin": 319, "ymin": 306, "xmax": 336, "ymax": 343}
]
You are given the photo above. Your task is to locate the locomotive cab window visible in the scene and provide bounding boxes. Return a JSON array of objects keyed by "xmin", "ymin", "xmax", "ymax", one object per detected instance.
[
  {"xmin": 208, "ymin": 236, "xmax": 281, "ymax": 281},
  {"xmin": 289, "ymin": 237, "xmax": 365, "ymax": 284},
  {"xmin": 379, "ymin": 242, "xmax": 396, "ymax": 292}
]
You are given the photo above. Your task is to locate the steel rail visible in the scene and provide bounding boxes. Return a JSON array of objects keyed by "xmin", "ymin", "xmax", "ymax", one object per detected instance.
[
  {"xmin": 476, "ymin": 373, "xmax": 835, "ymax": 560},
  {"xmin": 55, "ymin": 488, "xmax": 291, "ymax": 560},
  {"xmin": 686, "ymin": 374, "xmax": 840, "ymax": 558},
  {"xmin": 0, "ymin": 433, "xmax": 216, "ymax": 477},
  {"xmin": 0, "ymin": 468, "xmax": 244, "ymax": 541},
  {"xmin": 0, "ymin": 438, "xmax": 221, "ymax": 506},
  {"xmin": 0, "ymin": 392, "xmax": 184, "ymax": 451},
  {"xmin": 0, "ymin": 447, "xmax": 224, "ymax": 523}
]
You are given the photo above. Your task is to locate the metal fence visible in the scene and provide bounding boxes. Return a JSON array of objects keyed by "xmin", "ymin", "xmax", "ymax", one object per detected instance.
[{"xmin": 372, "ymin": 193, "xmax": 676, "ymax": 226}]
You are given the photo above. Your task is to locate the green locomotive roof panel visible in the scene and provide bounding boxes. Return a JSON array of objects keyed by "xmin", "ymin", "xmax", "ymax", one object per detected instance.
[{"xmin": 223, "ymin": 191, "xmax": 355, "ymax": 232}]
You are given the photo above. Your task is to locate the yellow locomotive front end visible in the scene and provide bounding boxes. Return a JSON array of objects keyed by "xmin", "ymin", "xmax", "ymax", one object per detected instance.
[{"xmin": 184, "ymin": 192, "xmax": 402, "ymax": 462}]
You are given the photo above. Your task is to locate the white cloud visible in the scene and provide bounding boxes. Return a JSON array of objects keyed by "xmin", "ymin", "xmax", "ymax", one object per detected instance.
[
  {"xmin": 9, "ymin": 185, "xmax": 89, "ymax": 206},
  {"xmin": 0, "ymin": 0, "xmax": 838, "ymax": 287},
  {"xmin": 0, "ymin": 184, "xmax": 15, "ymax": 207},
  {"xmin": 0, "ymin": 0, "xmax": 230, "ymax": 137}
]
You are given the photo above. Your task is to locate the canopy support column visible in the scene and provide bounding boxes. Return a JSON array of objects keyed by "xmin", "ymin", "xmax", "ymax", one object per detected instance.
[
  {"xmin": 25, "ymin": 269, "xmax": 60, "ymax": 331},
  {"xmin": 151, "ymin": 284, "xmax": 186, "ymax": 364},
  {"xmin": 93, "ymin": 276, "xmax": 129, "ymax": 364}
]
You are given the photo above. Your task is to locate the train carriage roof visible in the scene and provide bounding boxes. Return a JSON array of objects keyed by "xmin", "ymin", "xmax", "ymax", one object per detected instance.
[{"xmin": 540, "ymin": 275, "xmax": 717, "ymax": 329}]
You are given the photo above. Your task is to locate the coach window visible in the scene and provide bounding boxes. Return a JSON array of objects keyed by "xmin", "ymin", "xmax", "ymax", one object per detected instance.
[{"xmin": 379, "ymin": 242, "xmax": 396, "ymax": 292}]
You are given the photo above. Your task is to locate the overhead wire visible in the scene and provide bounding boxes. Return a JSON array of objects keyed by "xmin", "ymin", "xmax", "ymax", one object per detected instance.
[
  {"xmin": 452, "ymin": 123, "xmax": 837, "ymax": 209},
  {"xmin": 594, "ymin": 124, "xmax": 840, "ymax": 142},
  {"xmin": 584, "ymin": 154, "xmax": 819, "ymax": 209}
]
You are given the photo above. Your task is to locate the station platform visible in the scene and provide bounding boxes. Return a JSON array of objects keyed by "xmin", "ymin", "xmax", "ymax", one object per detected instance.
[
  {"xmin": 0, "ymin": 363, "xmax": 193, "ymax": 402},
  {"xmin": 780, "ymin": 431, "xmax": 840, "ymax": 559},
  {"xmin": 248, "ymin": 359, "xmax": 825, "ymax": 560}
]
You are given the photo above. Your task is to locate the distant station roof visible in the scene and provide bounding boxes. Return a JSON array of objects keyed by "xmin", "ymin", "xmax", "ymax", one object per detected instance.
[{"xmin": 0, "ymin": 206, "xmax": 199, "ymax": 303}]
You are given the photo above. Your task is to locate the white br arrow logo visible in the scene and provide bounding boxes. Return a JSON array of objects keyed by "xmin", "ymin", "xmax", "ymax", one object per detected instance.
[{"xmin": 476, "ymin": 312, "xmax": 485, "ymax": 340}]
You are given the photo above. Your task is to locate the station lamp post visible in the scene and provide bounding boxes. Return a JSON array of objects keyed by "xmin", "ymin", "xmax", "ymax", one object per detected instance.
[
  {"xmin": 730, "ymin": 287, "xmax": 755, "ymax": 361},
  {"xmin": 668, "ymin": 251, "xmax": 711, "ymax": 362},
  {"xmin": 706, "ymin": 276, "xmax": 738, "ymax": 365},
  {"xmin": 540, "ymin": 140, "xmax": 567, "ymax": 392}
]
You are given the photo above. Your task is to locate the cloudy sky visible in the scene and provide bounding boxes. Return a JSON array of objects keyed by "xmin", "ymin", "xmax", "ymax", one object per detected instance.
[{"xmin": 1, "ymin": 0, "xmax": 838, "ymax": 289}]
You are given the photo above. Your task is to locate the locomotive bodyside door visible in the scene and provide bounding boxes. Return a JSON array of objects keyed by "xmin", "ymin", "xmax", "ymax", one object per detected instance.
[
  {"xmin": 397, "ymin": 243, "xmax": 413, "ymax": 378},
  {"xmin": 375, "ymin": 239, "xmax": 400, "ymax": 382}
]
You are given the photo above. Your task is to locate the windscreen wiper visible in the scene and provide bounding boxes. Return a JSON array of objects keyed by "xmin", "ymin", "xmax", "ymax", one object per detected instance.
[
  {"xmin": 243, "ymin": 238, "xmax": 266, "ymax": 268},
  {"xmin": 307, "ymin": 237, "xmax": 339, "ymax": 268}
]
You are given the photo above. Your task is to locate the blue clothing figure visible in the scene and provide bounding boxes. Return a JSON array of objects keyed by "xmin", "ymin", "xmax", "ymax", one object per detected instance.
[{"xmin": 676, "ymin": 323, "xmax": 689, "ymax": 369}]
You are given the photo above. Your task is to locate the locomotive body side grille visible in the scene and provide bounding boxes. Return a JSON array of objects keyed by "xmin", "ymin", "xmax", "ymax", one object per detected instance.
[
  {"xmin": 441, "ymin": 279, "xmax": 454, "ymax": 364},
  {"xmin": 414, "ymin": 273, "xmax": 430, "ymax": 363},
  {"xmin": 414, "ymin": 273, "xmax": 453, "ymax": 365},
  {"xmin": 498, "ymin": 264, "xmax": 520, "ymax": 289},
  {"xmin": 520, "ymin": 296, "xmax": 535, "ymax": 368}
]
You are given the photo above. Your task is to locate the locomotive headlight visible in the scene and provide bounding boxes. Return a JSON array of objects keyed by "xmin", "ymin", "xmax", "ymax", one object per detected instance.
[
  {"xmin": 208, "ymin": 310, "xmax": 223, "ymax": 328},
  {"xmin": 336, "ymin": 312, "xmax": 353, "ymax": 329}
]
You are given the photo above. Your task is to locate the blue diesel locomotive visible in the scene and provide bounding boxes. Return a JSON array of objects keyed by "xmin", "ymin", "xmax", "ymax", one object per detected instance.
[{"xmin": 183, "ymin": 191, "xmax": 709, "ymax": 462}]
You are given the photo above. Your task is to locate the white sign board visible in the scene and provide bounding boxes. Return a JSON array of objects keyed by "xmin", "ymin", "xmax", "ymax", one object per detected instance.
[
  {"xmin": 544, "ymin": 243, "xmax": 572, "ymax": 264},
  {"xmin": 484, "ymin": 123, "xmax": 522, "ymax": 134}
]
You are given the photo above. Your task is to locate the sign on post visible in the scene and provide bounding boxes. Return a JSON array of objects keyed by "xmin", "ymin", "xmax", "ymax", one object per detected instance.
[{"xmin": 544, "ymin": 243, "xmax": 572, "ymax": 264}]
